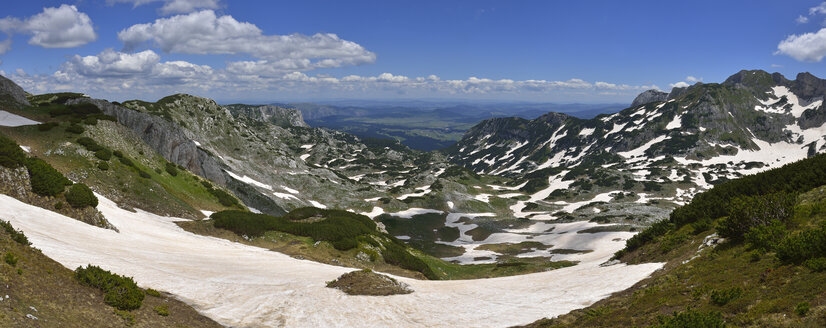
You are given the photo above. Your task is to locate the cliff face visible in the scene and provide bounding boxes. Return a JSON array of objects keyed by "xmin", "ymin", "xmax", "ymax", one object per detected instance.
[
  {"xmin": 0, "ymin": 75, "xmax": 30, "ymax": 108},
  {"xmin": 67, "ymin": 98, "xmax": 287, "ymax": 216}
]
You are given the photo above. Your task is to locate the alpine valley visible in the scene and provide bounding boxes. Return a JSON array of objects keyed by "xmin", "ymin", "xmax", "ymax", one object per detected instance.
[{"xmin": 3, "ymin": 69, "xmax": 826, "ymax": 327}]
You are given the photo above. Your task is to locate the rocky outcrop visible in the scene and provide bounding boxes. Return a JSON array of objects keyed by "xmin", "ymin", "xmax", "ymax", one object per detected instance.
[
  {"xmin": 227, "ymin": 104, "xmax": 309, "ymax": 128},
  {"xmin": 631, "ymin": 90, "xmax": 668, "ymax": 107},
  {"xmin": 67, "ymin": 98, "xmax": 287, "ymax": 216},
  {"xmin": 0, "ymin": 75, "xmax": 30, "ymax": 108},
  {"xmin": 0, "ymin": 166, "xmax": 113, "ymax": 230}
]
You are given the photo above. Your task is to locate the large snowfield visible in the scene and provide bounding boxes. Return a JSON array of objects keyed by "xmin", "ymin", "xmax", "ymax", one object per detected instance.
[{"xmin": 0, "ymin": 194, "xmax": 662, "ymax": 327}]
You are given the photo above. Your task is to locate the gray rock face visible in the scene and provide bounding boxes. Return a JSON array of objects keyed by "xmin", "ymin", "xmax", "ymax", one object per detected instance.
[
  {"xmin": 67, "ymin": 98, "xmax": 287, "ymax": 216},
  {"xmin": 630, "ymin": 90, "xmax": 668, "ymax": 107},
  {"xmin": 226, "ymin": 104, "xmax": 309, "ymax": 128},
  {"xmin": 0, "ymin": 74, "xmax": 30, "ymax": 108}
]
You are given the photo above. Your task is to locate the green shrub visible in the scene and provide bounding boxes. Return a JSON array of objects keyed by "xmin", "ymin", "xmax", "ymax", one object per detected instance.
[
  {"xmin": 54, "ymin": 201, "xmax": 64, "ymax": 210},
  {"xmin": 164, "ymin": 162, "xmax": 178, "ymax": 176},
  {"xmin": 138, "ymin": 170, "xmax": 151, "ymax": 179},
  {"xmin": 153, "ymin": 304, "xmax": 169, "ymax": 316},
  {"xmin": 145, "ymin": 288, "xmax": 161, "ymax": 297},
  {"xmin": 709, "ymin": 287, "xmax": 742, "ymax": 306},
  {"xmin": 207, "ymin": 187, "xmax": 239, "ymax": 207},
  {"xmin": 113, "ymin": 150, "xmax": 123, "ymax": 158},
  {"xmin": 97, "ymin": 162, "xmax": 109, "ymax": 171},
  {"xmin": 718, "ymin": 192, "xmax": 796, "ymax": 240},
  {"xmin": 75, "ymin": 265, "xmax": 144, "ymax": 311},
  {"xmin": 37, "ymin": 122, "xmax": 58, "ymax": 131},
  {"xmin": 795, "ymin": 301, "xmax": 810, "ymax": 317},
  {"xmin": 25, "ymin": 158, "xmax": 72, "ymax": 196},
  {"xmin": 94, "ymin": 149, "xmax": 112, "ymax": 161},
  {"xmin": 3, "ymin": 252, "xmax": 18, "ymax": 267},
  {"xmin": 654, "ymin": 308, "xmax": 725, "ymax": 328},
  {"xmin": 0, "ymin": 220, "xmax": 30, "ymax": 245},
  {"xmin": 776, "ymin": 222, "xmax": 826, "ymax": 264},
  {"xmin": 744, "ymin": 219, "xmax": 787, "ymax": 251},
  {"xmin": 65, "ymin": 124, "xmax": 84, "ymax": 134},
  {"xmin": 0, "ymin": 134, "xmax": 26, "ymax": 168},
  {"xmin": 83, "ymin": 117, "xmax": 97, "ymax": 125},
  {"xmin": 622, "ymin": 153, "xmax": 826, "ymax": 254},
  {"xmin": 76, "ymin": 137, "xmax": 103, "ymax": 152},
  {"xmin": 119, "ymin": 156, "xmax": 135, "ymax": 167},
  {"xmin": 803, "ymin": 257, "xmax": 826, "ymax": 272},
  {"xmin": 65, "ymin": 183, "xmax": 98, "ymax": 208},
  {"xmin": 114, "ymin": 309, "xmax": 135, "ymax": 326}
]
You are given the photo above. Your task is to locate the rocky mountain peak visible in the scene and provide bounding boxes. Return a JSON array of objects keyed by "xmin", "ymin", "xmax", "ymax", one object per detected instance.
[
  {"xmin": 0, "ymin": 74, "xmax": 30, "ymax": 108},
  {"xmin": 722, "ymin": 69, "xmax": 785, "ymax": 91},
  {"xmin": 225, "ymin": 104, "xmax": 309, "ymax": 128},
  {"xmin": 791, "ymin": 72, "xmax": 826, "ymax": 100},
  {"xmin": 631, "ymin": 89, "xmax": 668, "ymax": 107}
]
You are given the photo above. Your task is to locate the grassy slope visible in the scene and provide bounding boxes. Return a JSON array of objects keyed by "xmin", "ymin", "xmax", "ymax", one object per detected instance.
[
  {"xmin": 0, "ymin": 225, "xmax": 222, "ymax": 328},
  {"xmin": 0, "ymin": 120, "xmax": 238, "ymax": 219},
  {"xmin": 522, "ymin": 186, "xmax": 826, "ymax": 328},
  {"xmin": 178, "ymin": 218, "xmax": 574, "ymax": 281}
]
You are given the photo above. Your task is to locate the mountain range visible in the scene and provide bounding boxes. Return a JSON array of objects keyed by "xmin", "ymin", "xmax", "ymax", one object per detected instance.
[{"xmin": 1, "ymin": 69, "xmax": 826, "ymax": 327}]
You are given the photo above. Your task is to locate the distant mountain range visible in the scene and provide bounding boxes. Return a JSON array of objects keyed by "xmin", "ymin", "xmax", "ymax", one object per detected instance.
[{"xmin": 281, "ymin": 101, "xmax": 624, "ymax": 151}]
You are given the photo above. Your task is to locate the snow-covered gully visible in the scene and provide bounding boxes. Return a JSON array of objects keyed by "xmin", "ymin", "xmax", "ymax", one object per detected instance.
[{"xmin": 0, "ymin": 194, "xmax": 662, "ymax": 328}]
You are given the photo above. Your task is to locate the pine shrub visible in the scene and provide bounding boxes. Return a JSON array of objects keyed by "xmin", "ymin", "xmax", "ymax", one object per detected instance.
[
  {"xmin": 65, "ymin": 183, "xmax": 98, "ymax": 208},
  {"xmin": 25, "ymin": 158, "xmax": 72, "ymax": 196},
  {"xmin": 75, "ymin": 265, "xmax": 144, "ymax": 311}
]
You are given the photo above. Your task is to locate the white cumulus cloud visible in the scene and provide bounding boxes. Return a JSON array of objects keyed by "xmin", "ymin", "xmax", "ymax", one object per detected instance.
[
  {"xmin": 776, "ymin": 28, "xmax": 826, "ymax": 62},
  {"xmin": 118, "ymin": 10, "xmax": 376, "ymax": 71},
  {"xmin": 108, "ymin": 0, "xmax": 221, "ymax": 15},
  {"xmin": 0, "ymin": 5, "xmax": 97, "ymax": 48}
]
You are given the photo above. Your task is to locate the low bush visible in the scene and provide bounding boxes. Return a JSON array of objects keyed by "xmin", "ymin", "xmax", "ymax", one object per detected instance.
[
  {"xmin": 744, "ymin": 220, "xmax": 787, "ymax": 251},
  {"xmin": 37, "ymin": 122, "xmax": 58, "ymax": 131},
  {"xmin": 654, "ymin": 308, "xmax": 725, "ymax": 328},
  {"xmin": 803, "ymin": 257, "xmax": 826, "ymax": 272},
  {"xmin": 94, "ymin": 149, "xmax": 112, "ymax": 161},
  {"xmin": 65, "ymin": 183, "xmax": 98, "ymax": 208},
  {"xmin": 0, "ymin": 220, "xmax": 30, "ymax": 245},
  {"xmin": 65, "ymin": 124, "xmax": 85, "ymax": 134},
  {"xmin": 145, "ymin": 288, "xmax": 161, "ymax": 297},
  {"xmin": 164, "ymin": 162, "xmax": 178, "ymax": 176},
  {"xmin": 776, "ymin": 222, "xmax": 826, "ymax": 264},
  {"xmin": 97, "ymin": 162, "xmax": 109, "ymax": 171},
  {"xmin": 3, "ymin": 252, "xmax": 18, "ymax": 267},
  {"xmin": 203, "ymin": 183, "xmax": 239, "ymax": 207},
  {"xmin": 795, "ymin": 301, "xmax": 810, "ymax": 317},
  {"xmin": 76, "ymin": 137, "xmax": 103, "ymax": 152},
  {"xmin": 113, "ymin": 150, "xmax": 123, "ymax": 158},
  {"xmin": 153, "ymin": 304, "xmax": 169, "ymax": 316},
  {"xmin": 138, "ymin": 170, "xmax": 151, "ymax": 179},
  {"xmin": 25, "ymin": 158, "xmax": 72, "ymax": 196},
  {"xmin": 0, "ymin": 134, "xmax": 27, "ymax": 168},
  {"xmin": 718, "ymin": 192, "xmax": 796, "ymax": 240},
  {"xmin": 75, "ymin": 265, "xmax": 144, "ymax": 311},
  {"xmin": 212, "ymin": 209, "xmax": 376, "ymax": 250},
  {"xmin": 709, "ymin": 287, "xmax": 742, "ymax": 306}
]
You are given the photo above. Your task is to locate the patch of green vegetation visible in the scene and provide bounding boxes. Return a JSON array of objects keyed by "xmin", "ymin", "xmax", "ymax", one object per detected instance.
[
  {"xmin": 653, "ymin": 308, "xmax": 725, "ymax": 328},
  {"xmin": 153, "ymin": 304, "xmax": 170, "ymax": 316},
  {"xmin": 619, "ymin": 152, "xmax": 826, "ymax": 258},
  {"xmin": 211, "ymin": 209, "xmax": 378, "ymax": 251},
  {"xmin": 75, "ymin": 265, "xmax": 145, "ymax": 311},
  {"xmin": 65, "ymin": 183, "xmax": 99, "ymax": 208},
  {"xmin": 0, "ymin": 220, "xmax": 30, "ymax": 245},
  {"xmin": 25, "ymin": 157, "xmax": 73, "ymax": 196},
  {"xmin": 4, "ymin": 252, "xmax": 18, "ymax": 267}
]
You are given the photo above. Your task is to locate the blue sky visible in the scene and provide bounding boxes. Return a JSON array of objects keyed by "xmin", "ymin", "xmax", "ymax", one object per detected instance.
[{"xmin": 1, "ymin": 0, "xmax": 825, "ymax": 103}]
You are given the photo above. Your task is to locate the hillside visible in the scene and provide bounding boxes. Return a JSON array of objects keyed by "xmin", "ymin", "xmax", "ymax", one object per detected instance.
[
  {"xmin": 522, "ymin": 152, "xmax": 826, "ymax": 327},
  {"xmin": 0, "ymin": 219, "xmax": 222, "ymax": 327}
]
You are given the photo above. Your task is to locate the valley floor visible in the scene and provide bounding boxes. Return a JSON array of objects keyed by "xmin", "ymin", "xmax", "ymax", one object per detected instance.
[{"xmin": 0, "ymin": 194, "xmax": 662, "ymax": 327}]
